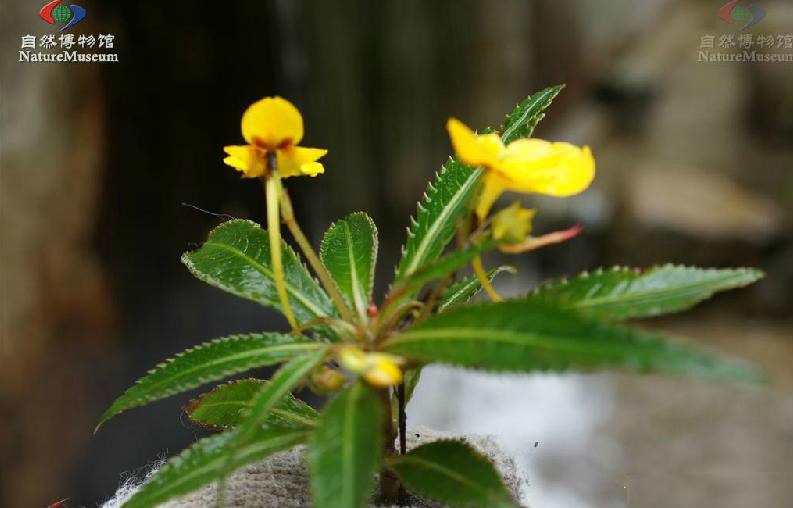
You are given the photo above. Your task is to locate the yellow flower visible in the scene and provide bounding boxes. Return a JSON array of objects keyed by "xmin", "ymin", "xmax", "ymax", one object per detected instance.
[
  {"xmin": 223, "ymin": 97, "xmax": 327, "ymax": 178},
  {"xmin": 446, "ymin": 118, "xmax": 595, "ymax": 220},
  {"xmin": 491, "ymin": 202, "xmax": 536, "ymax": 243},
  {"xmin": 337, "ymin": 346, "xmax": 404, "ymax": 388}
]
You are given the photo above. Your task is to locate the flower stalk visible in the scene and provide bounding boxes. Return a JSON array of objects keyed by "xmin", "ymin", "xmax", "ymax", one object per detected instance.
[
  {"xmin": 277, "ymin": 184, "xmax": 355, "ymax": 325},
  {"xmin": 472, "ymin": 254, "xmax": 503, "ymax": 301},
  {"xmin": 263, "ymin": 165, "xmax": 299, "ymax": 331}
]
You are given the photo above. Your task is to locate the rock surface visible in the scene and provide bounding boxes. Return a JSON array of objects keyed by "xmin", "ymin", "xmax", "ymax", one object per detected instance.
[{"xmin": 101, "ymin": 428, "xmax": 525, "ymax": 508}]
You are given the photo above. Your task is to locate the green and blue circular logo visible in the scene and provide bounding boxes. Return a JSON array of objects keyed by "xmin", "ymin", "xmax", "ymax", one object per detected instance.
[
  {"xmin": 718, "ymin": 0, "xmax": 766, "ymax": 30},
  {"xmin": 39, "ymin": 0, "xmax": 86, "ymax": 31}
]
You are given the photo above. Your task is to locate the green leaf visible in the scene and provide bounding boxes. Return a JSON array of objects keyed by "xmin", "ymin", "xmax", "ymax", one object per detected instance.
[
  {"xmin": 403, "ymin": 367, "xmax": 422, "ymax": 404},
  {"xmin": 500, "ymin": 84, "xmax": 565, "ymax": 144},
  {"xmin": 230, "ymin": 348, "xmax": 328, "ymax": 447},
  {"xmin": 320, "ymin": 212, "xmax": 378, "ymax": 319},
  {"xmin": 396, "ymin": 241, "xmax": 497, "ymax": 291},
  {"xmin": 186, "ymin": 378, "xmax": 318, "ymax": 430},
  {"xmin": 182, "ymin": 219, "xmax": 337, "ymax": 331},
  {"xmin": 405, "ymin": 264, "xmax": 515, "ymax": 406},
  {"xmin": 309, "ymin": 383, "xmax": 383, "ymax": 508},
  {"xmin": 396, "ymin": 160, "xmax": 482, "ymax": 281},
  {"xmin": 96, "ymin": 334, "xmax": 323, "ymax": 430},
  {"xmin": 527, "ymin": 265, "xmax": 764, "ymax": 320},
  {"xmin": 383, "ymin": 300, "xmax": 763, "ymax": 383},
  {"xmin": 388, "ymin": 440, "xmax": 519, "ymax": 508},
  {"xmin": 122, "ymin": 426, "xmax": 306, "ymax": 508},
  {"xmin": 438, "ymin": 266, "xmax": 516, "ymax": 313}
]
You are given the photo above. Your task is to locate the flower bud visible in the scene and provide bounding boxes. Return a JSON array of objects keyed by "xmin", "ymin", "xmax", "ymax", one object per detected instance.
[
  {"xmin": 492, "ymin": 202, "xmax": 535, "ymax": 243},
  {"xmin": 363, "ymin": 356, "xmax": 403, "ymax": 387},
  {"xmin": 310, "ymin": 366, "xmax": 347, "ymax": 392},
  {"xmin": 337, "ymin": 346, "xmax": 404, "ymax": 388}
]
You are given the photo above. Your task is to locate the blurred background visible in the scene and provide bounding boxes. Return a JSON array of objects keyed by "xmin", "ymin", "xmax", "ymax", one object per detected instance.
[{"xmin": 1, "ymin": 0, "xmax": 792, "ymax": 507}]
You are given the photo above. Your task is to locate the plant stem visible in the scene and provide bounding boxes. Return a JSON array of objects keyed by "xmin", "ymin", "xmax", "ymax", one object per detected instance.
[
  {"xmin": 290, "ymin": 316, "xmax": 358, "ymax": 338},
  {"xmin": 263, "ymin": 170, "xmax": 299, "ymax": 330},
  {"xmin": 412, "ymin": 274, "xmax": 454, "ymax": 325},
  {"xmin": 373, "ymin": 299, "xmax": 422, "ymax": 341},
  {"xmin": 277, "ymin": 185, "xmax": 355, "ymax": 324},
  {"xmin": 397, "ymin": 383, "xmax": 406, "ymax": 455},
  {"xmin": 378, "ymin": 388, "xmax": 403, "ymax": 505}
]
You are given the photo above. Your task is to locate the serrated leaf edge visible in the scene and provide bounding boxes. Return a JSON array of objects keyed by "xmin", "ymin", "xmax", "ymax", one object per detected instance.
[
  {"xmin": 528, "ymin": 264, "xmax": 764, "ymax": 313},
  {"xmin": 181, "ymin": 219, "xmax": 333, "ymax": 320},
  {"xmin": 319, "ymin": 212, "xmax": 378, "ymax": 316},
  {"xmin": 395, "ymin": 161, "xmax": 482, "ymax": 280},
  {"xmin": 500, "ymin": 84, "xmax": 565, "ymax": 143},
  {"xmin": 439, "ymin": 266, "xmax": 517, "ymax": 312},
  {"xmin": 185, "ymin": 378, "xmax": 319, "ymax": 431},
  {"xmin": 96, "ymin": 334, "xmax": 321, "ymax": 430}
]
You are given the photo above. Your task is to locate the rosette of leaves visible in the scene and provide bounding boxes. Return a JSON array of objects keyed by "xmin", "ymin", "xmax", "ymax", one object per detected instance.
[{"xmin": 97, "ymin": 85, "xmax": 764, "ymax": 508}]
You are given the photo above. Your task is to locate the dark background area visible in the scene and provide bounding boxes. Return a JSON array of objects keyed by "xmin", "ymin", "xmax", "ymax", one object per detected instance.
[{"xmin": 1, "ymin": 1, "xmax": 792, "ymax": 507}]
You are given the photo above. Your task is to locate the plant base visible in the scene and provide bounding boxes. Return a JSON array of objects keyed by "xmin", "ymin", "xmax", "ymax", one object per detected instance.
[{"xmin": 101, "ymin": 428, "xmax": 525, "ymax": 508}]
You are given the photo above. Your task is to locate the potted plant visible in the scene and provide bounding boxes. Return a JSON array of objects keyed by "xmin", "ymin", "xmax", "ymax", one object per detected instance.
[{"xmin": 96, "ymin": 86, "xmax": 763, "ymax": 508}]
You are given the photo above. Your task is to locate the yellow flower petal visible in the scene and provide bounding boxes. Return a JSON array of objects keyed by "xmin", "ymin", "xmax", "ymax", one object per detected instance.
[
  {"xmin": 337, "ymin": 346, "xmax": 368, "ymax": 373},
  {"xmin": 223, "ymin": 155, "xmax": 247, "ymax": 171},
  {"xmin": 498, "ymin": 140, "xmax": 595, "ymax": 197},
  {"xmin": 363, "ymin": 357, "xmax": 403, "ymax": 387},
  {"xmin": 241, "ymin": 96, "xmax": 304, "ymax": 148},
  {"xmin": 223, "ymin": 145, "xmax": 266, "ymax": 177},
  {"xmin": 277, "ymin": 146, "xmax": 328, "ymax": 178},
  {"xmin": 337, "ymin": 347, "xmax": 404, "ymax": 387},
  {"xmin": 446, "ymin": 118, "xmax": 503, "ymax": 168},
  {"xmin": 301, "ymin": 162, "xmax": 324, "ymax": 177},
  {"xmin": 476, "ymin": 173, "xmax": 507, "ymax": 220}
]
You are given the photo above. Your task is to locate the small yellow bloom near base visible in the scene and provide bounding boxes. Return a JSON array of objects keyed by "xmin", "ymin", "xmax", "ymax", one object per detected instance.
[
  {"xmin": 223, "ymin": 97, "xmax": 327, "ymax": 179},
  {"xmin": 446, "ymin": 118, "xmax": 595, "ymax": 220},
  {"xmin": 337, "ymin": 346, "xmax": 404, "ymax": 388}
]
